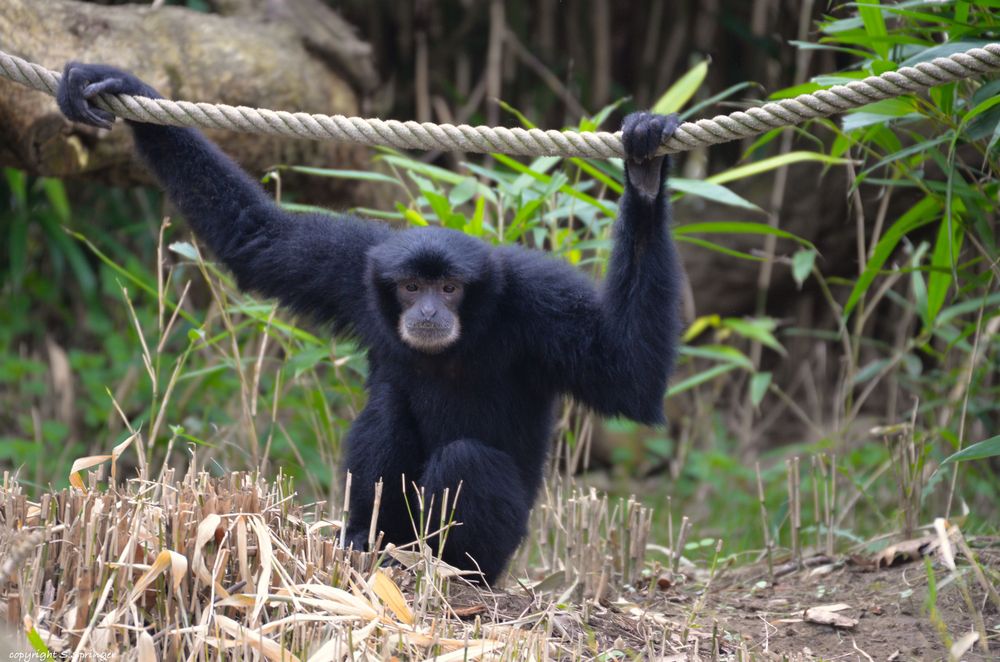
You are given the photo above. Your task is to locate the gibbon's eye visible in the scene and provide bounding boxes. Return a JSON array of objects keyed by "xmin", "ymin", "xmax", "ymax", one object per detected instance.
[
  {"xmin": 442, "ymin": 284, "xmax": 456, "ymax": 294},
  {"xmin": 405, "ymin": 282, "xmax": 419, "ymax": 293}
]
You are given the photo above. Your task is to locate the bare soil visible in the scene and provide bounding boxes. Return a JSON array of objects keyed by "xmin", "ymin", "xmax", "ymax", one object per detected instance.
[
  {"xmin": 700, "ymin": 556, "xmax": 998, "ymax": 660},
  {"xmin": 441, "ymin": 545, "xmax": 1000, "ymax": 660}
]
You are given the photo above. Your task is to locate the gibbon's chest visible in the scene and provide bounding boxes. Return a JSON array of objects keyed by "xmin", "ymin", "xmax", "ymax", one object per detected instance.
[{"xmin": 402, "ymin": 357, "xmax": 553, "ymax": 450}]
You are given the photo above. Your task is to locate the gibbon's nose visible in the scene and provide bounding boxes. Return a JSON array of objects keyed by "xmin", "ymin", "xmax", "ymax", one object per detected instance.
[{"xmin": 420, "ymin": 305, "xmax": 437, "ymax": 319}]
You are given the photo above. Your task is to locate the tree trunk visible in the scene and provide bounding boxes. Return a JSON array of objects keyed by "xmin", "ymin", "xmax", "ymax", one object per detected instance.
[{"xmin": 0, "ymin": 0, "xmax": 379, "ymax": 205}]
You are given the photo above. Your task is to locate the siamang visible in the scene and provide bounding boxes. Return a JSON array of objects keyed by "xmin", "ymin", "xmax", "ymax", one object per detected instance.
[{"xmin": 58, "ymin": 63, "xmax": 683, "ymax": 584}]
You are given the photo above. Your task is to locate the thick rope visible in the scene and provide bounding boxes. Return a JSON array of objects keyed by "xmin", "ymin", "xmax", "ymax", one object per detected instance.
[{"xmin": 1, "ymin": 44, "xmax": 999, "ymax": 158}]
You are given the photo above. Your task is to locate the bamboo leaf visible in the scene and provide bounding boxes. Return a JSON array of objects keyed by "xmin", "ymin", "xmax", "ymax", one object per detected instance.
[
  {"xmin": 670, "ymin": 178, "xmax": 763, "ymax": 212},
  {"xmin": 750, "ymin": 372, "xmax": 772, "ymax": 407},
  {"xmin": 857, "ymin": 0, "xmax": 889, "ymax": 58},
  {"xmin": 680, "ymin": 344, "xmax": 754, "ymax": 370},
  {"xmin": 675, "ymin": 221, "xmax": 814, "ymax": 248},
  {"xmin": 792, "ymin": 249, "xmax": 817, "ymax": 288},
  {"xmin": 843, "ymin": 196, "xmax": 941, "ymax": 319},
  {"xmin": 723, "ymin": 318, "xmax": 786, "ymax": 355},
  {"xmin": 277, "ymin": 165, "xmax": 403, "ymax": 187},
  {"xmin": 666, "ymin": 363, "xmax": 739, "ymax": 397},
  {"xmin": 682, "ymin": 314, "xmax": 721, "ymax": 343},
  {"xmin": 926, "ymin": 218, "xmax": 964, "ymax": 328},
  {"xmin": 675, "ymin": 236, "xmax": 766, "ymax": 261},
  {"xmin": 653, "ymin": 60, "xmax": 709, "ymax": 114},
  {"xmin": 492, "ymin": 153, "xmax": 614, "ymax": 216},
  {"xmin": 940, "ymin": 435, "xmax": 1000, "ymax": 467},
  {"xmin": 707, "ymin": 153, "xmax": 849, "ymax": 185}
]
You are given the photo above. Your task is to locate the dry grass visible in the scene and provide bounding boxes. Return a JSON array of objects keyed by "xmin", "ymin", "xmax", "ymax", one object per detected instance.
[
  {"xmin": 0, "ymin": 464, "xmax": 712, "ymax": 661},
  {"xmin": 2, "ymin": 462, "xmax": 998, "ymax": 661}
]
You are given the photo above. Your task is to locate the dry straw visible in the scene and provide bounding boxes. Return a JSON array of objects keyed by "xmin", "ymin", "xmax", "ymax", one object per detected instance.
[{"xmin": 0, "ymin": 467, "xmax": 684, "ymax": 659}]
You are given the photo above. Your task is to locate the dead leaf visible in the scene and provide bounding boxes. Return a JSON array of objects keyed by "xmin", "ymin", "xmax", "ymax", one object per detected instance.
[
  {"xmin": 68, "ymin": 455, "xmax": 112, "ymax": 490},
  {"xmin": 136, "ymin": 630, "xmax": 157, "ymax": 662},
  {"xmin": 214, "ymin": 594, "xmax": 257, "ymax": 609},
  {"xmin": 306, "ymin": 519, "xmax": 342, "ymax": 535},
  {"xmin": 127, "ymin": 549, "xmax": 188, "ymax": 603},
  {"xmin": 933, "ymin": 518, "xmax": 957, "ymax": 571},
  {"xmin": 452, "ymin": 604, "xmax": 488, "ymax": 619},
  {"xmin": 385, "ymin": 546, "xmax": 476, "ymax": 579},
  {"xmin": 248, "ymin": 515, "xmax": 274, "ymax": 625},
  {"xmin": 531, "ymin": 570, "xmax": 566, "ymax": 592},
  {"xmin": 371, "ymin": 569, "xmax": 414, "ymax": 624},
  {"xmin": 236, "ymin": 515, "xmax": 251, "ymax": 587},
  {"xmin": 873, "ymin": 536, "xmax": 937, "ymax": 568},
  {"xmin": 212, "ymin": 614, "xmax": 301, "ymax": 662},
  {"xmin": 418, "ymin": 639, "xmax": 504, "ymax": 662},
  {"xmin": 949, "ymin": 631, "xmax": 979, "ymax": 659},
  {"xmin": 193, "ymin": 514, "xmax": 229, "ymax": 598},
  {"xmin": 293, "ymin": 583, "xmax": 379, "ymax": 620},
  {"xmin": 808, "ymin": 603, "xmax": 851, "ymax": 612},
  {"xmin": 804, "ymin": 605, "xmax": 858, "ymax": 629},
  {"xmin": 808, "ymin": 563, "xmax": 836, "ymax": 577},
  {"xmin": 110, "ymin": 432, "xmax": 138, "ymax": 483}
]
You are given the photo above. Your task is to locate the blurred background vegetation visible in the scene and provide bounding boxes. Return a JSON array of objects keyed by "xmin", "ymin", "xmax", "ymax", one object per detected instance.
[{"xmin": 1, "ymin": 0, "xmax": 998, "ymax": 559}]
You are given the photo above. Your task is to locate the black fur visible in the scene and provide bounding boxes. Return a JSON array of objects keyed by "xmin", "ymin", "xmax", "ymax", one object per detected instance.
[{"xmin": 58, "ymin": 63, "xmax": 684, "ymax": 584}]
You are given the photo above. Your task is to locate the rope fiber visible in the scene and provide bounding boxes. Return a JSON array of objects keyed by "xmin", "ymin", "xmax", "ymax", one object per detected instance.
[{"xmin": 1, "ymin": 44, "xmax": 999, "ymax": 159}]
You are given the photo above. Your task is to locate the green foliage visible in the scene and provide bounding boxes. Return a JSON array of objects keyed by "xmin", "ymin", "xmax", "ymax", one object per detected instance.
[
  {"xmin": 760, "ymin": 0, "xmax": 1000, "ymax": 533},
  {"xmin": 940, "ymin": 435, "xmax": 1000, "ymax": 467},
  {"xmin": 632, "ymin": 2, "xmax": 1000, "ymax": 547},
  {"xmin": 652, "ymin": 60, "xmax": 709, "ymax": 114},
  {"xmin": 0, "ymin": 170, "xmax": 366, "ymax": 492},
  {"xmin": 2, "ymin": 0, "xmax": 998, "ymax": 560}
]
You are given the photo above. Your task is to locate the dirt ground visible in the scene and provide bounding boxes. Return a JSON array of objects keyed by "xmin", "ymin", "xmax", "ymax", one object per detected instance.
[
  {"xmin": 699, "ymin": 556, "xmax": 998, "ymax": 660},
  {"xmin": 440, "ymin": 542, "xmax": 1000, "ymax": 660}
]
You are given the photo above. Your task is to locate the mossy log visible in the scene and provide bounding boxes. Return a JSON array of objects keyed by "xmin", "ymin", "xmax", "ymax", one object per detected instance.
[{"xmin": 0, "ymin": 0, "xmax": 379, "ymax": 205}]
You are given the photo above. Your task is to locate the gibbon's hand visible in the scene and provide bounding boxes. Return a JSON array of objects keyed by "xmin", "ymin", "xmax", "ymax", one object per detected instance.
[
  {"xmin": 621, "ymin": 111, "xmax": 680, "ymax": 200},
  {"xmin": 58, "ymin": 62, "xmax": 161, "ymax": 130}
]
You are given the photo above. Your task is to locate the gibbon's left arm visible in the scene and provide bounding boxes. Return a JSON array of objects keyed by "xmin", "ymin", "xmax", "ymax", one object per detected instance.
[
  {"xmin": 57, "ymin": 63, "xmax": 390, "ymax": 337},
  {"xmin": 521, "ymin": 112, "xmax": 683, "ymax": 425}
]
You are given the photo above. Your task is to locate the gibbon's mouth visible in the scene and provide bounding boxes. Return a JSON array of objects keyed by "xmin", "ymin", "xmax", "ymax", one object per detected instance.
[{"xmin": 400, "ymin": 320, "xmax": 460, "ymax": 352}]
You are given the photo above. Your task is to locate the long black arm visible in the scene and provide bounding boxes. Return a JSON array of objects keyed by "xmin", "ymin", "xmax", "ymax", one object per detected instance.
[
  {"xmin": 57, "ymin": 63, "xmax": 389, "ymax": 336},
  {"xmin": 522, "ymin": 112, "xmax": 683, "ymax": 424}
]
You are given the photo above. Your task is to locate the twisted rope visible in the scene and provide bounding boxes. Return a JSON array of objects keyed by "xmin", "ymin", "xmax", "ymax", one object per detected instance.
[{"xmin": 2, "ymin": 44, "xmax": 999, "ymax": 159}]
